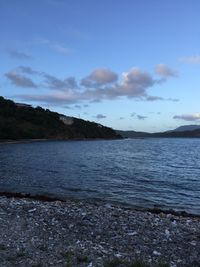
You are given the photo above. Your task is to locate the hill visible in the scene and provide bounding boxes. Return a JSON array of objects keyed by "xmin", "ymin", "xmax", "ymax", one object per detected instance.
[
  {"xmin": 0, "ymin": 96, "xmax": 121, "ymax": 141},
  {"xmin": 116, "ymin": 130, "xmax": 151, "ymax": 138},
  {"xmin": 153, "ymin": 129, "xmax": 200, "ymax": 138},
  {"xmin": 169, "ymin": 125, "xmax": 200, "ymax": 132},
  {"xmin": 117, "ymin": 126, "xmax": 200, "ymax": 139}
]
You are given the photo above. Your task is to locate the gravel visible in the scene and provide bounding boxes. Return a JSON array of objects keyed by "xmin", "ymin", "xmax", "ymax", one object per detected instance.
[{"xmin": 0, "ymin": 196, "xmax": 199, "ymax": 267}]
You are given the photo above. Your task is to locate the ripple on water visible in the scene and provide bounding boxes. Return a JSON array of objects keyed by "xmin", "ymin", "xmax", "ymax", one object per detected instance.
[{"xmin": 0, "ymin": 138, "xmax": 200, "ymax": 215}]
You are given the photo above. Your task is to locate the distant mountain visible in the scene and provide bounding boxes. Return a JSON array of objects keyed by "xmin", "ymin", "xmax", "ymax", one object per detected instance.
[
  {"xmin": 0, "ymin": 96, "xmax": 121, "ymax": 141},
  {"xmin": 117, "ymin": 126, "xmax": 200, "ymax": 139},
  {"xmin": 153, "ymin": 129, "xmax": 200, "ymax": 138},
  {"xmin": 116, "ymin": 130, "xmax": 151, "ymax": 138},
  {"xmin": 169, "ymin": 125, "xmax": 200, "ymax": 132}
]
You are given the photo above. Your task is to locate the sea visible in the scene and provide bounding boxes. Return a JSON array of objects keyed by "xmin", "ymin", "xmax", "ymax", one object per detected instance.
[{"xmin": 0, "ymin": 138, "xmax": 200, "ymax": 215}]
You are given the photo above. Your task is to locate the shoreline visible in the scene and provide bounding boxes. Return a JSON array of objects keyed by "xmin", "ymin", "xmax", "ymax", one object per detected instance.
[
  {"xmin": 1, "ymin": 136, "xmax": 200, "ymax": 145},
  {"xmin": 0, "ymin": 194, "xmax": 199, "ymax": 266},
  {"xmin": 0, "ymin": 137, "xmax": 122, "ymax": 145},
  {"xmin": 0, "ymin": 138, "xmax": 49, "ymax": 144},
  {"xmin": 0, "ymin": 191, "xmax": 199, "ymax": 219}
]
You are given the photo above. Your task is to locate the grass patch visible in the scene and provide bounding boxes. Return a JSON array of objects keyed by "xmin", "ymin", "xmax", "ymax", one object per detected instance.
[
  {"xmin": 129, "ymin": 259, "xmax": 150, "ymax": 267},
  {"xmin": 77, "ymin": 254, "xmax": 89, "ymax": 263},
  {"xmin": 60, "ymin": 251, "xmax": 74, "ymax": 267},
  {"xmin": 6, "ymin": 252, "xmax": 26, "ymax": 263},
  {"xmin": 104, "ymin": 258, "xmax": 126, "ymax": 267},
  {"xmin": 0, "ymin": 244, "xmax": 6, "ymax": 250},
  {"xmin": 38, "ymin": 245, "xmax": 48, "ymax": 251},
  {"xmin": 104, "ymin": 258, "xmax": 148, "ymax": 267}
]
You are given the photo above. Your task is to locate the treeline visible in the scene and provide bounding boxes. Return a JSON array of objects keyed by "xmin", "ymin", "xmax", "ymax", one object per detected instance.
[{"xmin": 0, "ymin": 96, "xmax": 121, "ymax": 140}]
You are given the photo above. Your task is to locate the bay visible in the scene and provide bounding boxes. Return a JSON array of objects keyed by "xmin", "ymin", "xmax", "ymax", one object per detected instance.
[{"xmin": 0, "ymin": 138, "xmax": 200, "ymax": 215}]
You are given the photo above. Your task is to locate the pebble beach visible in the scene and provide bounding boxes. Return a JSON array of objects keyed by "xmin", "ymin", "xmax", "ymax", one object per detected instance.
[{"xmin": 0, "ymin": 196, "xmax": 199, "ymax": 267}]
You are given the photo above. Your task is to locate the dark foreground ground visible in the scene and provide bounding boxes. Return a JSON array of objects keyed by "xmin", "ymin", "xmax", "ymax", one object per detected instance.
[{"xmin": 0, "ymin": 196, "xmax": 199, "ymax": 267}]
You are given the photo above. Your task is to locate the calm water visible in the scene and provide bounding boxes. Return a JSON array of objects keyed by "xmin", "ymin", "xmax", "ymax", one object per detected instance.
[{"xmin": 0, "ymin": 139, "xmax": 200, "ymax": 215}]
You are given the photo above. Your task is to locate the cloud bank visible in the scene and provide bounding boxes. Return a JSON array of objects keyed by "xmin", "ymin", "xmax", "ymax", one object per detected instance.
[
  {"xmin": 5, "ymin": 64, "xmax": 178, "ymax": 106},
  {"xmin": 173, "ymin": 113, "xmax": 200, "ymax": 121}
]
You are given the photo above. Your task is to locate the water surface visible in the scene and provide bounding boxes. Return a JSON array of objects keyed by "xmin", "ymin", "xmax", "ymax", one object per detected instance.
[{"xmin": 0, "ymin": 138, "xmax": 200, "ymax": 215}]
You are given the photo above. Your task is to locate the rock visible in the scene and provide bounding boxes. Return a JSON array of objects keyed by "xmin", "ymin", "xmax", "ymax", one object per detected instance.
[
  {"xmin": 165, "ymin": 229, "xmax": 170, "ymax": 238},
  {"xmin": 28, "ymin": 208, "xmax": 37, "ymax": 213},
  {"xmin": 190, "ymin": 241, "xmax": 197, "ymax": 246},
  {"xmin": 127, "ymin": 231, "xmax": 137, "ymax": 236},
  {"xmin": 115, "ymin": 253, "xmax": 122, "ymax": 258},
  {"xmin": 171, "ymin": 220, "xmax": 177, "ymax": 226},
  {"xmin": 153, "ymin": 250, "xmax": 161, "ymax": 256}
]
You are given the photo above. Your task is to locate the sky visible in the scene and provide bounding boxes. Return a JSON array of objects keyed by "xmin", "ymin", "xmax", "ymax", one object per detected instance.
[{"xmin": 1, "ymin": 0, "xmax": 200, "ymax": 132}]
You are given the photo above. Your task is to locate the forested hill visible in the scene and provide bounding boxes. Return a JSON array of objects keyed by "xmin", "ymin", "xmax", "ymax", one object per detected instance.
[{"xmin": 0, "ymin": 96, "xmax": 121, "ymax": 140}]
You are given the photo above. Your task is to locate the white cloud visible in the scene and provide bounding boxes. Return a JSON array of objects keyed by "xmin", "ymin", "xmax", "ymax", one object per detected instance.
[
  {"xmin": 51, "ymin": 43, "xmax": 71, "ymax": 54},
  {"xmin": 35, "ymin": 37, "xmax": 71, "ymax": 54},
  {"xmin": 74, "ymin": 104, "xmax": 81, "ymax": 109},
  {"xmin": 120, "ymin": 68, "xmax": 155, "ymax": 97},
  {"xmin": 43, "ymin": 74, "xmax": 78, "ymax": 90},
  {"xmin": 7, "ymin": 49, "xmax": 32, "ymax": 60},
  {"xmin": 167, "ymin": 98, "xmax": 179, "ymax": 102},
  {"xmin": 81, "ymin": 68, "xmax": 118, "ymax": 87},
  {"xmin": 12, "ymin": 66, "xmax": 78, "ymax": 91},
  {"xmin": 131, "ymin": 112, "xmax": 136, "ymax": 117},
  {"xmin": 5, "ymin": 71, "xmax": 37, "ymax": 88},
  {"xmin": 173, "ymin": 113, "xmax": 200, "ymax": 121},
  {"xmin": 146, "ymin": 95, "xmax": 164, "ymax": 101},
  {"xmin": 155, "ymin": 64, "xmax": 178, "ymax": 77},
  {"xmin": 17, "ymin": 91, "xmax": 78, "ymax": 104},
  {"xmin": 95, "ymin": 114, "xmax": 106, "ymax": 119},
  {"xmin": 179, "ymin": 55, "xmax": 200, "ymax": 64},
  {"xmin": 19, "ymin": 66, "xmax": 40, "ymax": 75},
  {"xmin": 137, "ymin": 115, "xmax": 148, "ymax": 120},
  {"xmin": 130, "ymin": 112, "xmax": 147, "ymax": 120}
]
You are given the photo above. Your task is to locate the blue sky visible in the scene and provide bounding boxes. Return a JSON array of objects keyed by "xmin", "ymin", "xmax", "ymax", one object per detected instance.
[{"xmin": 1, "ymin": 0, "xmax": 200, "ymax": 132}]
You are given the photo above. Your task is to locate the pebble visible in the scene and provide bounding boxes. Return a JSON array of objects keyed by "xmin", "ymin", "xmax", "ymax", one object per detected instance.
[
  {"xmin": 172, "ymin": 220, "xmax": 177, "ymax": 226},
  {"xmin": 153, "ymin": 250, "xmax": 161, "ymax": 256},
  {"xmin": 115, "ymin": 253, "xmax": 122, "ymax": 258},
  {"xmin": 28, "ymin": 208, "xmax": 37, "ymax": 213},
  {"xmin": 165, "ymin": 229, "xmax": 170, "ymax": 238},
  {"xmin": 127, "ymin": 231, "xmax": 137, "ymax": 236},
  {"xmin": 190, "ymin": 241, "xmax": 197, "ymax": 246}
]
